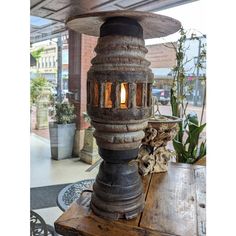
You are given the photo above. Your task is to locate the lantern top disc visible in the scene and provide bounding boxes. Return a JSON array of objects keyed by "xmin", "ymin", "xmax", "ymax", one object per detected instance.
[{"xmin": 66, "ymin": 10, "xmax": 181, "ymax": 39}]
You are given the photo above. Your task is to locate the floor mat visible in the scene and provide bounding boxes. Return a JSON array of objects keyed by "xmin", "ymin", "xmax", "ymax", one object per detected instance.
[{"xmin": 31, "ymin": 183, "xmax": 71, "ymax": 209}]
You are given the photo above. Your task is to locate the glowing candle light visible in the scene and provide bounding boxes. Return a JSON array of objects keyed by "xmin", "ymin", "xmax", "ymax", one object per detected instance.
[{"xmin": 121, "ymin": 83, "xmax": 126, "ymax": 104}]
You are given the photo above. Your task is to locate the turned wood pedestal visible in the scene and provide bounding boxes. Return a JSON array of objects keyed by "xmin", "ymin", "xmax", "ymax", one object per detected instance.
[{"xmin": 55, "ymin": 163, "xmax": 206, "ymax": 236}]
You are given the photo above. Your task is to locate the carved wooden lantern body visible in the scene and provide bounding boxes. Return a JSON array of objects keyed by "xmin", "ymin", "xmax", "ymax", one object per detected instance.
[
  {"xmin": 67, "ymin": 11, "xmax": 181, "ymax": 220},
  {"xmin": 88, "ymin": 17, "xmax": 152, "ymax": 220}
]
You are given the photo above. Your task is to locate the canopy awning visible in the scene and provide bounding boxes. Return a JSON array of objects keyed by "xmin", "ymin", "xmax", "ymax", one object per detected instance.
[{"xmin": 30, "ymin": 0, "xmax": 197, "ymax": 43}]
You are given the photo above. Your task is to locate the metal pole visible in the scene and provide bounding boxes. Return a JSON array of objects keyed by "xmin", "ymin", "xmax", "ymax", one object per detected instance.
[
  {"xmin": 193, "ymin": 39, "xmax": 201, "ymax": 106},
  {"xmin": 57, "ymin": 35, "xmax": 63, "ymax": 102}
]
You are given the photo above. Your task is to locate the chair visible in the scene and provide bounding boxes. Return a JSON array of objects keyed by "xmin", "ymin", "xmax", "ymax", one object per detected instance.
[{"xmin": 30, "ymin": 210, "xmax": 58, "ymax": 236}]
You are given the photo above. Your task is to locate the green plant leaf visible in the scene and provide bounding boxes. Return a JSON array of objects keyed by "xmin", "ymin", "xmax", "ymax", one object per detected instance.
[
  {"xmin": 31, "ymin": 47, "xmax": 44, "ymax": 61},
  {"xmin": 170, "ymin": 88, "xmax": 179, "ymax": 117},
  {"xmin": 177, "ymin": 121, "xmax": 183, "ymax": 143},
  {"xmin": 192, "ymin": 147, "xmax": 198, "ymax": 158},
  {"xmin": 187, "ymin": 112, "xmax": 199, "ymax": 126},
  {"xmin": 173, "ymin": 139, "xmax": 185, "ymax": 154},
  {"xmin": 55, "ymin": 101, "xmax": 76, "ymax": 124},
  {"xmin": 199, "ymin": 141, "xmax": 206, "ymax": 158},
  {"xmin": 186, "ymin": 158, "xmax": 195, "ymax": 164},
  {"xmin": 173, "ymin": 139, "xmax": 189, "ymax": 162},
  {"xmin": 30, "ymin": 77, "xmax": 51, "ymax": 104},
  {"xmin": 186, "ymin": 123, "xmax": 206, "ymax": 155}
]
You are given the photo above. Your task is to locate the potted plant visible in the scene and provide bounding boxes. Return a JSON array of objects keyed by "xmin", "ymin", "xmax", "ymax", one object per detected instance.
[
  {"xmin": 173, "ymin": 112, "xmax": 206, "ymax": 164},
  {"xmin": 49, "ymin": 101, "xmax": 76, "ymax": 160},
  {"xmin": 169, "ymin": 28, "xmax": 207, "ymax": 164}
]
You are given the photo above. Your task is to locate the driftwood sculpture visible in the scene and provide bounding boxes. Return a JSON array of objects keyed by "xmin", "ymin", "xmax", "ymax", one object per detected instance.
[{"xmin": 137, "ymin": 116, "xmax": 181, "ymax": 176}]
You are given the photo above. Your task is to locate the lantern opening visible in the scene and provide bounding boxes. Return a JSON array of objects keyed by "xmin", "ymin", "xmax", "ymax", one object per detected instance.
[
  {"xmin": 136, "ymin": 83, "xmax": 143, "ymax": 107},
  {"xmin": 121, "ymin": 83, "xmax": 126, "ymax": 104},
  {"xmin": 105, "ymin": 82, "xmax": 113, "ymax": 108},
  {"xmin": 93, "ymin": 81, "xmax": 99, "ymax": 107},
  {"xmin": 120, "ymin": 83, "xmax": 128, "ymax": 109}
]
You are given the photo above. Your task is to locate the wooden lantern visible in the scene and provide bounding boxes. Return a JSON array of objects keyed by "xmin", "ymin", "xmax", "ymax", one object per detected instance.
[{"xmin": 67, "ymin": 11, "xmax": 181, "ymax": 220}]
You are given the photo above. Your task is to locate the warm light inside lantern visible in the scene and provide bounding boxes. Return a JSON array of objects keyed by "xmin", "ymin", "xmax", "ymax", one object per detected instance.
[
  {"xmin": 105, "ymin": 82, "xmax": 113, "ymax": 108},
  {"xmin": 121, "ymin": 83, "xmax": 126, "ymax": 104},
  {"xmin": 120, "ymin": 83, "xmax": 128, "ymax": 109},
  {"xmin": 136, "ymin": 83, "xmax": 143, "ymax": 107}
]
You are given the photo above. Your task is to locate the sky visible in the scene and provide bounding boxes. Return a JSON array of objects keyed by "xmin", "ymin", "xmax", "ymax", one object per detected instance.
[{"xmin": 145, "ymin": 0, "xmax": 206, "ymax": 45}]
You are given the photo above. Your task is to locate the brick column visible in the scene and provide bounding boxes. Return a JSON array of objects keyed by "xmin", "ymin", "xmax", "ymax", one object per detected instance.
[{"xmin": 68, "ymin": 29, "xmax": 97, "ymax": 156}]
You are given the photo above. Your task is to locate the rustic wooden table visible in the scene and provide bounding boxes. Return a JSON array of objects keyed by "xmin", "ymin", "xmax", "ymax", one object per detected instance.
[{"xmin": 55, "ymin": 162, "xmax": 206, "ymax": 236}]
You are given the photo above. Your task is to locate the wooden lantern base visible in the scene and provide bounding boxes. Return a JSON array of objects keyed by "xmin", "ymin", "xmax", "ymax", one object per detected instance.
[{"xmin": 90, "ymin": 148, "xmax": 144, "ymax": 220}]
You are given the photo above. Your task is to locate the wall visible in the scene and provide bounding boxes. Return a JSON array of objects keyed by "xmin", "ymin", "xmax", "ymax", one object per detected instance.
[{"xmin": 80, "ymin": 34, "xmax": 97, "ymax": 129}]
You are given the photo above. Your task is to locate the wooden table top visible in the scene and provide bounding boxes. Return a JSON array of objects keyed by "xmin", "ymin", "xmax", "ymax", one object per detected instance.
[{"xmin": 55, "ymin": 162, "xmax": 206, "ymax": 236}]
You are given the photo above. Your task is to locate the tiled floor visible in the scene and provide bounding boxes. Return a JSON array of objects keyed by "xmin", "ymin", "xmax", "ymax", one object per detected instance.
[{"xmin": 30, "ymin": 132, "xmax": 99, "ymax": 230}]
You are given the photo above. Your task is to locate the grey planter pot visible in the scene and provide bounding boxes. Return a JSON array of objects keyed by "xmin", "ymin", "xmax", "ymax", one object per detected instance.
[{"xmin": 49, "ymin": 122, "xmax": 76, "ymax": 160}]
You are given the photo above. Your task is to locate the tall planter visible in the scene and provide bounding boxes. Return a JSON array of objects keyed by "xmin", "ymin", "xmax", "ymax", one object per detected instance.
[{"xmin": 49, "ymin": 122, "xmax": 76, "ymax": 160}]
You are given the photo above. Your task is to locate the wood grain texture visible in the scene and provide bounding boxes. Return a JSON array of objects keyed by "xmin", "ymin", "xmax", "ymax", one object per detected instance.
[
  {"xmin": 119, "ymin": 173, "xmax": 152, "ymax": 226},
  {"xmin": 140, "ymin": 163, "xmax": 205, "ymax": 236},
  {"xmin": 66, "ymin": 10, "xmax": 181, "ymax": 39},
  {"xmin": 55, "ymin": 163, "xmax": 206, "ymax": 236},
  {"xmin": 55, "ymin": 200, "xmax": 164, "ymax": 236}
]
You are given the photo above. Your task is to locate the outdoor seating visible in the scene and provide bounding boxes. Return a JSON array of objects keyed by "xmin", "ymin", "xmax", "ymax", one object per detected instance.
[{"xmin": 30, "ymin": 210, "xmax": 58, "ymax": 236}]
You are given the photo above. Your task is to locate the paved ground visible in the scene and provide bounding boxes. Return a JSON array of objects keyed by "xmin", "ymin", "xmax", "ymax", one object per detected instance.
[
  {"xmin": 30, "ymin": 133, "xmax": 99, "ymax": 228},
  {"xmin": 30, "ymin": 104, "xmax": 99, "ymax": 228},
  {"xmin": 31, "ymin": 106, "xmax": 51, "ymax": 139}
]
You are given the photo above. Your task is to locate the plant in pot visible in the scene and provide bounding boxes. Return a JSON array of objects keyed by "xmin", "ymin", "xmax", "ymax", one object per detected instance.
[
  {"xmin": 173, "ymin": 112, "xmax": 206, "ymax": 164},
  {"xmin": 49, "ymin": 101, "xmax": 76, "ymax": 160},
  {"xmin": 169, "ymin": 27, "xmax": 207, "ymax": 164}
]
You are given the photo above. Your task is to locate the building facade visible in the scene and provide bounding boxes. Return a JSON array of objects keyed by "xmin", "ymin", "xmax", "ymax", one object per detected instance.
[
  {"xmin": 146, "ymin": 36, "xmax": 206, "ymax": 105},
  {"xmin": 30, "ymin": 40, "xmax": 69, "ymax": 90}
]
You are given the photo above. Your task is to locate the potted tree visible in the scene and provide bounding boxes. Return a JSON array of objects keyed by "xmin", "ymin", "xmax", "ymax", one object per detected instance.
[
  {"xmin": 137, "ymin": 28, "xmax": 207, "ymax": 174},
  {"xmin": 169, "ymin": 28, "xmax": 207, "ymax": 164},
  {"xmin": 49, "ymin": 101, "xmax": 76, "ymax": 160}
]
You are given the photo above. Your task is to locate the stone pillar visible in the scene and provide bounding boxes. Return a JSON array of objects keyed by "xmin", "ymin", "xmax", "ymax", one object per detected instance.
[
  {"xmin": 36, "ymin": 88, "xmax": 50, "ymax": 130},
  {"xmin": 68, "ymin": 30, "xmax": 97, "ymax": 156},
  {"xmin": 79, "ymin": 127, "xmax": 100, "ymax": 164}
]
